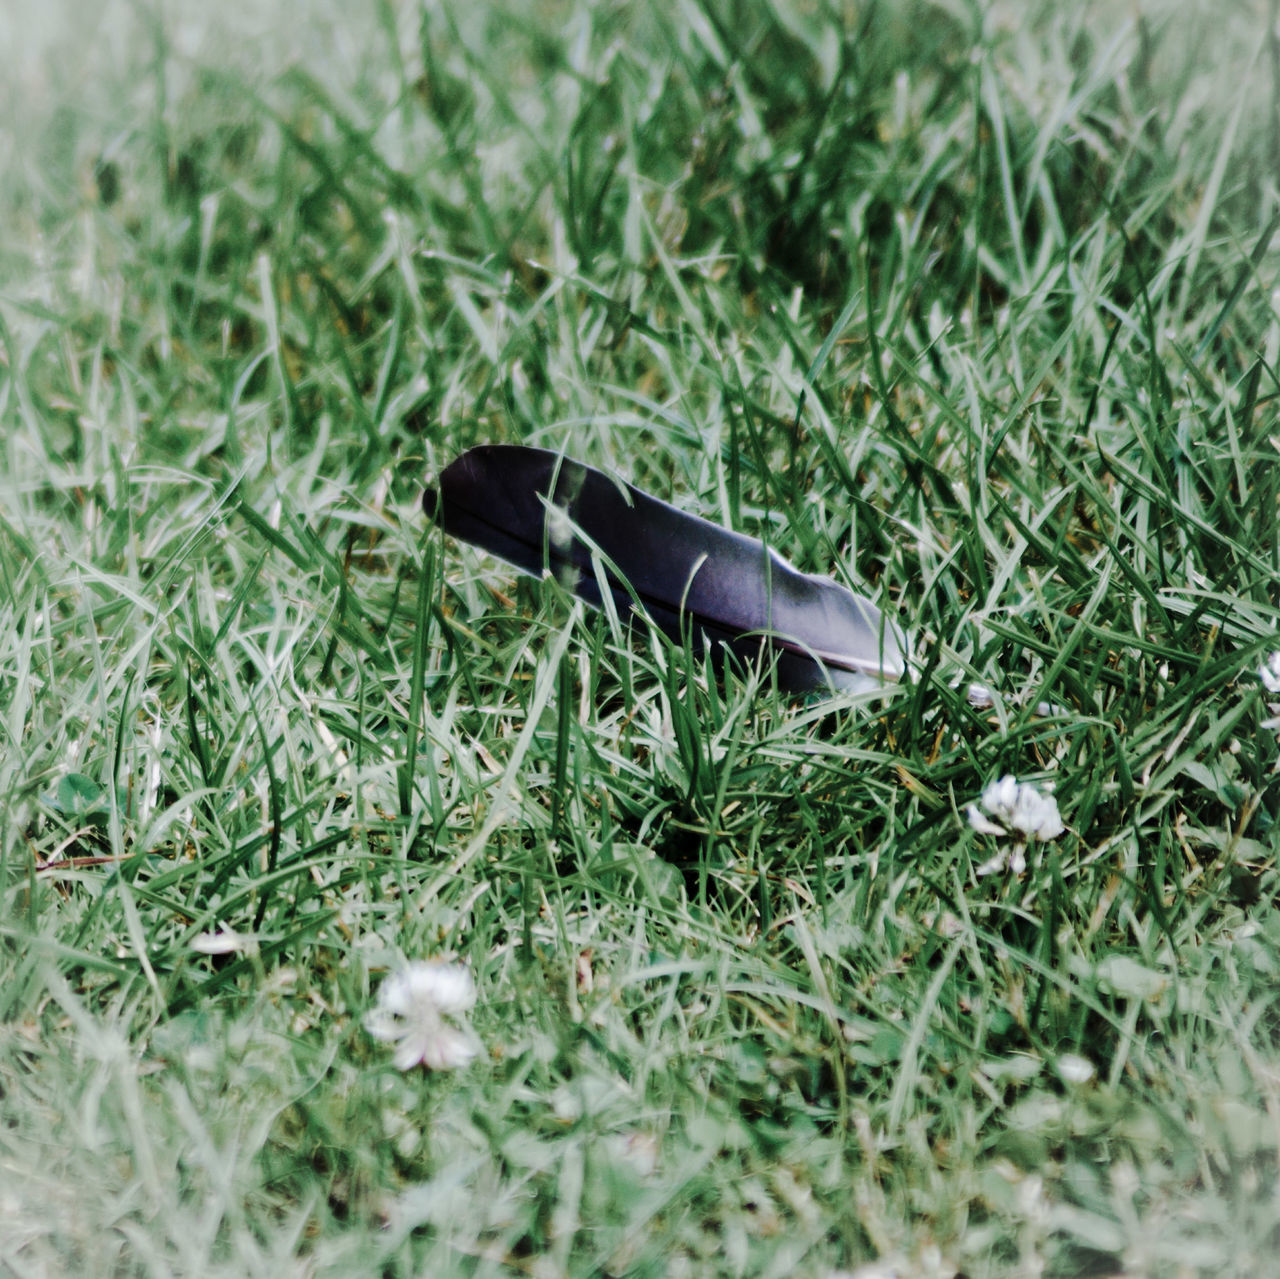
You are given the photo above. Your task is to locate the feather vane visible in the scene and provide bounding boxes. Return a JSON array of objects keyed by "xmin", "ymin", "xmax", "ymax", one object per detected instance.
[{"xmin": 423, "ymin": 445, "xmax": 905, "ymax": 694}]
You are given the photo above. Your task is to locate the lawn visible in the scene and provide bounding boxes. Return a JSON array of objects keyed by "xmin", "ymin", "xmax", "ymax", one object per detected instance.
[{"xmin": 2, "ymin": 0, "xmax": 1279, "ymax": 1275}]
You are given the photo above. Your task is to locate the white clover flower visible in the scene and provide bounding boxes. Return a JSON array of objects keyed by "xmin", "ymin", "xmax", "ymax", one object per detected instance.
[
  {"xmin": 365, "ymin": 961, "xmax": 478, "ymax": 1071},
  {"xmin": 967, "ymin": 775, "xmax": 1064, "ymax": 874},
  {"xmin": 1260, "ymin": 652, "xmax": 1280, "ymax": 694},
  {"xmin": 969, "ymin": 774, "xmax": 1064, "ymax": 842}
]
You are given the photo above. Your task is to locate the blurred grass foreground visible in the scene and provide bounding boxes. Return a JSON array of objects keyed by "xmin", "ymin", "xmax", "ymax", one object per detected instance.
[{"xmin": 2, "ymin": 1, "xmax": 1280, "ymax": 1275}]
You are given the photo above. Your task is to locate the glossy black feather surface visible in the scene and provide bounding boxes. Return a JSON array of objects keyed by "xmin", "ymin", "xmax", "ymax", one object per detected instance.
[{"xmin": 423, "ymin": 445, "xmax": 905, "ymax": 693}]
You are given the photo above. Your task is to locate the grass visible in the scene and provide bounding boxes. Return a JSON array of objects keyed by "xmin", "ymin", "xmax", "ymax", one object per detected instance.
[{"xmin": 2, "ymin": 0, "xmax": 1280, "ymax": 1274}]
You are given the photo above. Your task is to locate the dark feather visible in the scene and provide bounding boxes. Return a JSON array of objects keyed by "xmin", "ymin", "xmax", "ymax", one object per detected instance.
[{"xmin": 423, "ymin": 445, "xmax": 905, "ymax": 693}]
